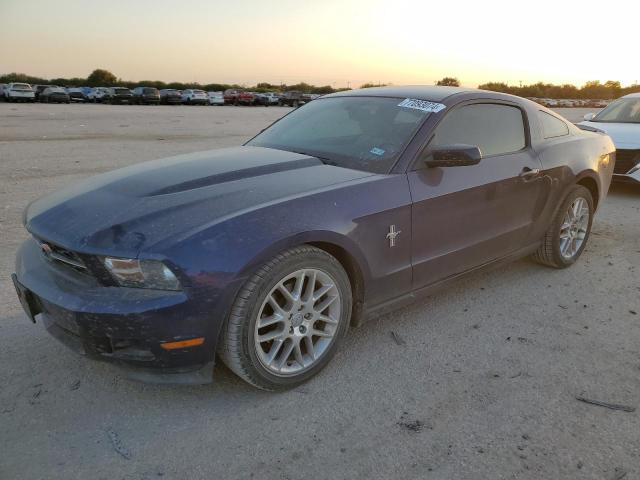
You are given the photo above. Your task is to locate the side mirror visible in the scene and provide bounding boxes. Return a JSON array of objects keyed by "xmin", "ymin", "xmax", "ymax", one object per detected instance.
[
  {"xmin": 583, "ymin": 113, "xmax": 596, "ymax": 121},
  {"xmin": 424, "ymin": 144, "xmax": 482, "ymax": 168}
]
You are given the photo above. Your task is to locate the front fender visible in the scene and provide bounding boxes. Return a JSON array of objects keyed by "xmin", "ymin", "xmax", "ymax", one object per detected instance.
[{"xmin": 236, "ymin": 229, "xmax": 371, "ymax": 282}]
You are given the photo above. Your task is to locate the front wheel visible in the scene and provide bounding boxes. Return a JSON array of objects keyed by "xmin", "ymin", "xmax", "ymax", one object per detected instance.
[
  {"xmin": 219, "ymin": 246, "xmax": 352, "ymax": 390},
  {"xmin": 532, "ymin": 185, "xmax": 594, "ymax": 268}
]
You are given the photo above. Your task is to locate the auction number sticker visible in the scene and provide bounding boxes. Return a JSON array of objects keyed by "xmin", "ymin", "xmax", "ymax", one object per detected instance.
[{"xmin": 398, "ymin": 98, "xmax": 446, "ymax": 113}]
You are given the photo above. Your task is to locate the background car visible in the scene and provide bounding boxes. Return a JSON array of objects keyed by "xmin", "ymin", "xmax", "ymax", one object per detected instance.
[
  {"xmin": 32, "ymin": 84, "xmax": 55, "ymax": 102},
  {"xmin": 237, "ymin": 91, "xmax": 257, "ymax": 105},
  {"xmin": 207, "ymin": 91, "xmax": 224, "ymax": 105},
  {"xmin": 255, "ymin": 92, "xmax": 280, "ymax": 106},
  {"xmin": 86, "ymin": 87, "xmax": 110, "ymax": 103},
  {"xmin": 223, "ymin": 89, "xmax": 241, "ymax": 105},
  {"xmin": 182, "ymin": 89, "xmax": 208, "ymax": 105},
  {"xmin": 104, "ymin": 87, "xmax": 134, "ymax": 104},
  {"xmin": 4, "ymin": 83, "xmax": 35, "ymax": 102},
  {"xmin": 13, "ymin": 86, "xmax": 615, "ymax": 391},
  {"xmin": 132, "ymin": 86, "xmax": 160, "ymax": 105},
  {"xmin": 160, "ymin": 89, "xmax": 182, "ymax": 105},
  {"xmin": 590, "ymin": 99, "xmax": 608, "ymax": 108},
  {"xmin": 579, "ymin": 92, "xmax": 640, "ymax": 183},
  {"xmin": 279, "ymin": 90, "xmax": 305, "ymax": 107},
  {"xmin": 66, "ymin": 87, "xmax": 87, "ymax": 102},
  {"xmin": 40, "ymin": 86, "xmax": 70, "ymax": 103}
]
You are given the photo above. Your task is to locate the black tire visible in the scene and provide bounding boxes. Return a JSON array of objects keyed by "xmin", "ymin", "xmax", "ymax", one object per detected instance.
[
  {"xmin": 532, "ymin": 185, "xmax": 594, "ymax": 268},
  {"xmin": 219, "ymin": 245, "xmax": 352, "ymax": 390}
]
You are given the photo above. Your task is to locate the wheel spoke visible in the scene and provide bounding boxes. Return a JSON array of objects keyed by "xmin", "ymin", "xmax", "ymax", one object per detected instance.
[
  {"xmin": 312, "ymin": 283, "xmax": 335, "ymax": 302},
  {"xmin": 277, "ymin": 284, "xmax": 295, "ymax": 304},
  {"xmin": 292, "ymin": 270, "xmax": 306, "ymax": 300},
  {"xmin": 265, "ymin": 338, "xmax": 284, "ymax": 365},
  {"xmin": 314, "ymin": 294, "xmax": 338, "ymax": 313},
  {"xmin": 301, "ymin": 270, "xmax": 317, "ymax": 302},
  {"xmin": 258, "ymin": 313, "xmax": 284, "ymax": 329},
  {"xmin": 318, "ymin": 314, "xmax": 338, "ymax": 325},
  {"xmin": 311, "ymin": 328, "xmax": 332, "ymax": 338},
  {"xmin": 258, "ymin": 329, "xmax": 284, "ymax": 343},
  {"xmin": 304, "ymin": 336, "xmax": 315, "ymax": 360},
  {"xmin": 276, "ymin": 340, "xmax": 295, "ymax": 370},
  {"xmin": 267, "ymin": 296, "xmax": 286, "ymax": 315},
  {"xmin": 293, "ymin": 340, "xmax": 305, "ymax": 367}
]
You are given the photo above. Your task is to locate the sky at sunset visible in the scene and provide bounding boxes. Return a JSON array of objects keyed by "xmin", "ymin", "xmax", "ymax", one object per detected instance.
[{"xmin": 1, "ymin": 0, "xmax": 637, "ymax": 88}]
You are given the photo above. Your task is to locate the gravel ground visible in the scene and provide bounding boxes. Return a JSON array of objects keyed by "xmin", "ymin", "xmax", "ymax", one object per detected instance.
[{"xmin": 0, "ymin": 103, "xmax": 639, "ymax": 480}]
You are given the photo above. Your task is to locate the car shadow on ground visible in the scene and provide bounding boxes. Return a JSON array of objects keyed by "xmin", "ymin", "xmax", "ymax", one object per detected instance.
[{"xmin": 608, "ymin": 182, "xmax": 640, "ymax": 198}]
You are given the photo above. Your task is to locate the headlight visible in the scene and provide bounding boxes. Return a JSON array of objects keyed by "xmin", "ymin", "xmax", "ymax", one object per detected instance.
[{"xmin": 103, "ymin": 257, "xmax": 181, "ymax": 291}]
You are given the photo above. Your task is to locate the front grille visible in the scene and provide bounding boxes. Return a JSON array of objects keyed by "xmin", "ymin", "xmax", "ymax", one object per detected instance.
[
  {"xmin": 37, "ymin": 239, "xmax": 88, "ymax": 273},
  {"xmin": 614, "ymin": 149, "xmax": 640, "ymax": 174}
]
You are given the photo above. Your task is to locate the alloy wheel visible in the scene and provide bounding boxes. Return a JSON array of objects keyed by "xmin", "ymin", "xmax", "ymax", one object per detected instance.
[
  {"xmin": 254, "ymin": 268, "xmax": 341, "ymax": 376},
  {"xmin": 559, "ymin": 196, "xmax": 590, "ymax": 259}
]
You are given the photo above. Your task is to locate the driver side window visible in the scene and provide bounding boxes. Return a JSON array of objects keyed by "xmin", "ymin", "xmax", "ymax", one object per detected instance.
[{"xmin": 432, "ymin": 104, "xmax": 526, "ymax": 157}]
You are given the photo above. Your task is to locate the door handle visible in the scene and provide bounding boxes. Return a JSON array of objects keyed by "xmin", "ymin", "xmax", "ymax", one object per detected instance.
[{"xmin": 519, "ymin": 167, "xmax": 541, "ymax": 181}]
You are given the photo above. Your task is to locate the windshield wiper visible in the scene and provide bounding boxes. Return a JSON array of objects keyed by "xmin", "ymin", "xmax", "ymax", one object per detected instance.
[{"xmin": 287, "ymin": 149, "xmax": 338, "ymax": 166}]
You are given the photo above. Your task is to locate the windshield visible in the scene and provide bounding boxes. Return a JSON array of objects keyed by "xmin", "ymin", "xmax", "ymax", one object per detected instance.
[
  {"xmin": 143, "ymin": 88, "xmax": 158, "ymax": 94},
  {"xmin": 592, "ymin": 98, "xmax": 640, "ymax": 123},
  {"xmin": 247, "ymin": 96, "xmax": 431, "ymax": 173},
  {"xmin": 12, "ymin": 83, "xmax": 31, "ymax": 90}
]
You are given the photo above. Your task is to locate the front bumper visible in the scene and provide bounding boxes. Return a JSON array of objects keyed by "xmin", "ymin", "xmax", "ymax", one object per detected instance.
[
  {"xmin": 8, "ymin": 92, "xmax": 35, "ymax": 100},
  {"xmin": 138, "ymin": 96, "xmax": 160, "ymax": 104},
  {"xmin": 612, "ymin": 149, "xmax": 640, "ymax": 183},
  {"xmin": 110, "ymin": 96, "xmax": 133, "ymax": 103},
  {"xmin": 13, "ymin": 237, "xmax": 215, "ymax": 383},
  {"xmin": 45, "ymin": 94, "xmax": 70, "ymax": 103}
]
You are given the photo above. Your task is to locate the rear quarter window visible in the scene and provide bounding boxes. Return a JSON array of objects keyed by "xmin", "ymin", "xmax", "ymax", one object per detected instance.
[{"xmin": 538, "ymin": 111, "xmax": 569, "ymax": 138}]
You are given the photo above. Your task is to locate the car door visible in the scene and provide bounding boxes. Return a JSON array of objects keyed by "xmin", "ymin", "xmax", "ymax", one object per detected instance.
[{"xmin": 408, "ymin": 101, "xmax": 546, "ymax": 289}]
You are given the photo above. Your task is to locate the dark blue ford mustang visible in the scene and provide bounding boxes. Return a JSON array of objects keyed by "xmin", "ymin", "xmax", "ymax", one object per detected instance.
[{"xmin": 13, "ymin": 86, "xmax": 615, "ymax": 389}]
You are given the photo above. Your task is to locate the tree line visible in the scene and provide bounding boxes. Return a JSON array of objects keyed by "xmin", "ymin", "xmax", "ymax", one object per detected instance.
[
  {"xmin": 0, "ymin": 69, "xmax": 342, "ymax": 94},
  {"xmin": 2, "ymin": 70, "xmax": 639, "ymax": 99},
  {"xmin": 478, "ymin": 80, "xmax": 640, "ymax": 100}
]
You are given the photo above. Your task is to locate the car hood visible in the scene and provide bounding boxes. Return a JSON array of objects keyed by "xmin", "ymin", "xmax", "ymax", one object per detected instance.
[
  {"xmin": 25, "ymin": 146, "xmax": 372, "ymax": 256},
  {"xmin": 578, "ymin": 121, "xmax": 640, "ymax": 149}
]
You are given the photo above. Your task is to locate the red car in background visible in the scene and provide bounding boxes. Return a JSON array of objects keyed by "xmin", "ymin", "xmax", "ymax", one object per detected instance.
[{"xmin": 224, "ymin": 89, "xmax": 258, "ymax": 105}]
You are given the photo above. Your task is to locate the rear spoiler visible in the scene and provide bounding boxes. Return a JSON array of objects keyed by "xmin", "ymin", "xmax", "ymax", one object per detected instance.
[{"xmin": 576, "ymin": 124, "xmax": 606, "ymax": 134}]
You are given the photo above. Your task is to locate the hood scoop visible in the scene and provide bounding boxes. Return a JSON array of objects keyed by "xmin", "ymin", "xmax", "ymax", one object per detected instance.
[{"xmin": 148, "ymin": 157, "xmax": 322, "ymax": 196}]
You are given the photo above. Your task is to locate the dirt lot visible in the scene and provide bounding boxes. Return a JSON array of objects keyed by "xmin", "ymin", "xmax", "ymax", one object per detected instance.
[{"xmin": 1, "ymin": 103, "xmax": 639, "ymax": 480}]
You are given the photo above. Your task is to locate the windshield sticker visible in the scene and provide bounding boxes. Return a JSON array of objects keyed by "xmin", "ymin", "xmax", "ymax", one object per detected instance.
[
  {"xmin": 369, "ymin": 147, "xmax": 385, "ymax": 156},
  {"xmin": 398, "ymin": 98, "xmax": 446, "ymax": 113}
]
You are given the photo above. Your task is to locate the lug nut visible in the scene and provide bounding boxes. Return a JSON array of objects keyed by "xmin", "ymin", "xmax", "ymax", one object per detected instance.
[
  {"xmin": 304, "ymin": 313, "xmax": 313, "ymax": 320},
  {"xmin": 299, "ymin": 325, "xmax": 307, "ymax": 334}
]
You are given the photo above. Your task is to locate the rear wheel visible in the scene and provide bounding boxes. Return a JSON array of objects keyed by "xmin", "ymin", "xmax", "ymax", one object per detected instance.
[
  {"xmin": 532, "ymin": 185, "xmax": 594, "ymax": 268},
  {"xmin": 219, "ymin": 246, "xmax": 352, "ymax": 390}
]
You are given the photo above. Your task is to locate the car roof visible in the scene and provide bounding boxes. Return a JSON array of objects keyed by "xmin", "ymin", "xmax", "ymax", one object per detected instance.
[
  {"xmin": 326, "ymin": 85, "xmax": 476, "ymax": 102},
  {"xmin": 622, "ymin": 93, "xmax": 640, "ymax": 98}
]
